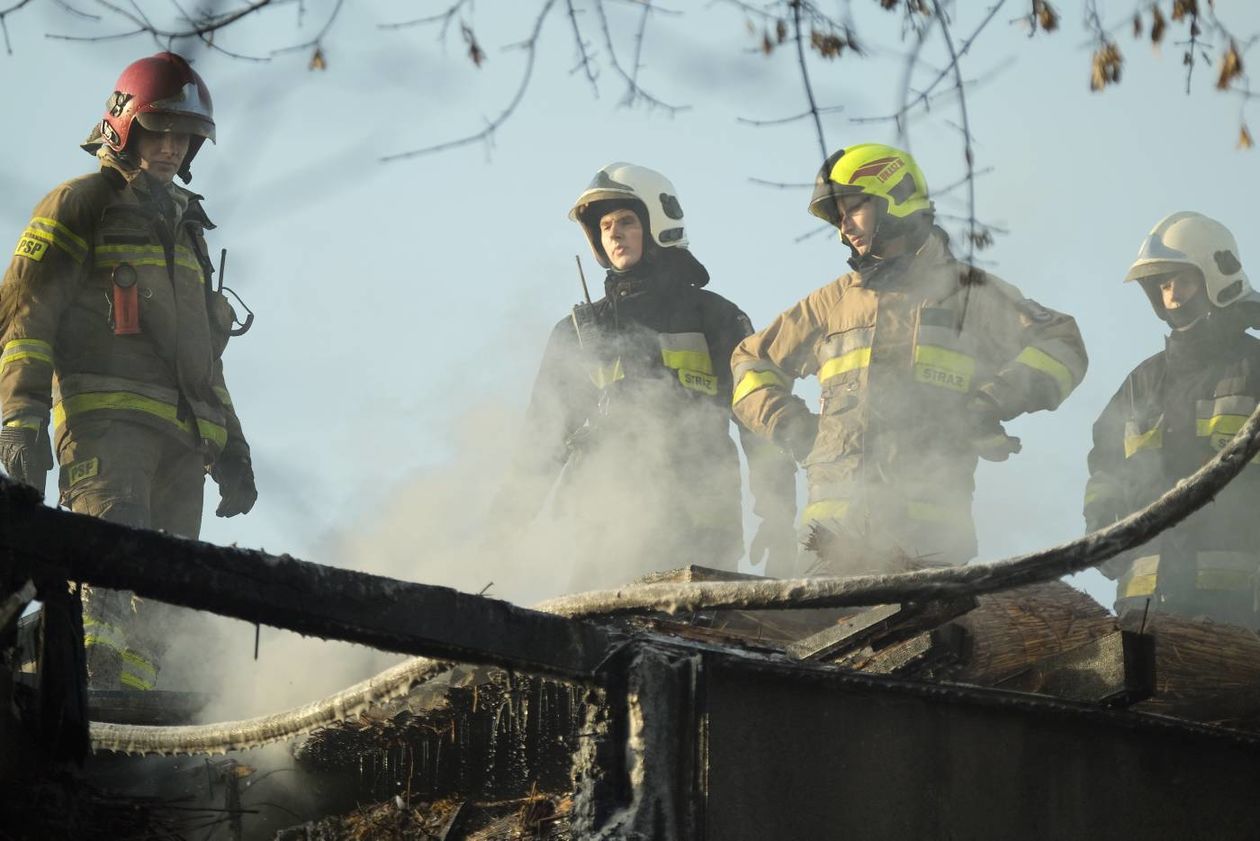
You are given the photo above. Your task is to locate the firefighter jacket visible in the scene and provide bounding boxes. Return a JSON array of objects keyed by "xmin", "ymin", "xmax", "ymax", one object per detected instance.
[
  {"xmin": 0, "ymin": 161, "xmax": 245, "ymax": 462},
  {"xmin": 732, "ymin": 229, "xmax": 1087, "ymax": 568},
  {"xmin": 1085, "ymin": 313, "xmax": 1260, "ymax": 628},
  {"xmin": 507, "ymin": 248, "xmax": 797, "ymax": 572}
]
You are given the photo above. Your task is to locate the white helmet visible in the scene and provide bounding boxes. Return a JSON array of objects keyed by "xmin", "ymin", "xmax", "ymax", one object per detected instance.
[
  {"xmin": 568, "ymin": 162, "xmax": 689, "ymax": 268},
  {"xmin": 1125, "ymin": 212, "xmax": 1254, "ymax": 308}
]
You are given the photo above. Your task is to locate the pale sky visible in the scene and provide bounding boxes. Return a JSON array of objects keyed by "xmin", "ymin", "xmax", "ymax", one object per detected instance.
[{"xmin": 3, "ymin": 0, "xmax": 1259, "ymax": 616}]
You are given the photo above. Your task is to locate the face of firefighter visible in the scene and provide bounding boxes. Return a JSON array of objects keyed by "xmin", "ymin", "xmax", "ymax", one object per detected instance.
[
  {"xmin": 836, "ymin": 196, "xmax": 878, "ymax": 255},
  {"xmin": 599, "ymin": 208, "xmax": 644, "ymax": 271},
  {"xmin": 133, "ymin": 128, "xmax": 191, "ymax": 184},
  {"xmin": 1158, "ymin": 271, "xmax": 1205, "ymax": 312}
]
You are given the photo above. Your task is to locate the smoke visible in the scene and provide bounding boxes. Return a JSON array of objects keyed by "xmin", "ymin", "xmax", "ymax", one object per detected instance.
[{"xmin": 163, "ymin": 298, "xmax": 772, "ymax": 724}]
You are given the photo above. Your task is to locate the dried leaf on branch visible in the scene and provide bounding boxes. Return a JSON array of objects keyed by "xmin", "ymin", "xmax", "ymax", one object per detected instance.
[
  {"xmin": 1240, "ymin": 124, "xmax": 1255, "ymax": 151},
  {"xmin": 309, "ymin": 47, "xmax": 326, "ymax": 71},
  {"xmin": 1090, "ymin": 40, "xmax": 1123, "ymax": 91},
  {"xmin": 1151, "ymin": 7, "xmax": 1167, "ymax": 44},
  {"xmin": 462, "ymin": 23, "xmax": 485, "ymax": 67},
  {"xmin": 1171, "ymin": 0, "xmax": 1199, "ymax": 23},
  {"xmin": 1217, "ymin": 42, "xmax": 1244, "ymax": 90},
  {"xmin": 811, "ymin": 29, "xmax": 848, "ymax": 60},
  {"xmin": 1034, "ymin": 0, "xmax": 1059, "ymax": 33}
]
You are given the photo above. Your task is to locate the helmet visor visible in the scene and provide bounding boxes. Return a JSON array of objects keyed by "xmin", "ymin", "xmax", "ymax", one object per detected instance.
[{"xmin": 135, "ymin": 111, "xmax": 215, "ymax": 142}]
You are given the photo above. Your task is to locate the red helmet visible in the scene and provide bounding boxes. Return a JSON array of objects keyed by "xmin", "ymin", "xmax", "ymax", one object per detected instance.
[{"xmin": 92, "ymin": 52, "xmax": 215, "ymax": 179}]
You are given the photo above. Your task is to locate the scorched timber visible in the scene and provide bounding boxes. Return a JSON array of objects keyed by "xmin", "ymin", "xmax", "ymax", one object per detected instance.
[{"xmin": 0, "ymin": 477, "xmax": 611, "ymax": 679}]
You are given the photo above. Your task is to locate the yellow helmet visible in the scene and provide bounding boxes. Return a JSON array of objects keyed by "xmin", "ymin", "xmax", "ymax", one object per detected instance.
[{"xmin": 808, "ymin": 143, "xmax": 932, "ymax": 227}]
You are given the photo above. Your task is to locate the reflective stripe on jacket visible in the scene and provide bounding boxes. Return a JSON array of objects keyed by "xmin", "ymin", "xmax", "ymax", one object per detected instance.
[
  {"xmin": 0, "ymin": 164, "xmax": 245, "ymax": 459},
  {"xmin": 732, "ymin": 229, "xmax": 1087, "ymax": 564}
]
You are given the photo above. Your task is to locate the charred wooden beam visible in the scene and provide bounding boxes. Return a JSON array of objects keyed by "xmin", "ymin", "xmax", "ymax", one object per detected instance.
[
  {"xmin": 785, "ymin": 597, "xmax": 976, "ymax": 662},
  {"xmin": 0, "ymin": 477, "xmax": 611, "ymax": 679}
]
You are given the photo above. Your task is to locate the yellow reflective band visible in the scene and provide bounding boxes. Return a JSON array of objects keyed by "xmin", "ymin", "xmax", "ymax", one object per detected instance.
[
  {"xmin": 589, "ymin": 358, "xmax": 625, "ymax": 390},
  {"xmin": 677, "ymin": 368, "xmax": 718, "ymax": 396},
  {"xmin": 54, "ymin": 391, "xmax": 228, "ymax": 449},
  {"xmin": 913, "ymin": 345, "xmax": 975, "ymax": 393},
  {"xmin": 819, "ymin": 347, "xmax": 872, "ymax": 383},
  {"xmin": 119, "ymin": 653, "xmax": 157, "ymax": 691},
  {"xmin": 661, "ymin": 348, "xmax": 714, "ymax": 375},
  {"xmin": 1197, "ymin": 414, "xmax": 1247, "ymax": 439},
  {"xmin": 1122, "ymin": 574, "xmax": 1157, "ymax": 599},
  {"xmin": 212, "ymin": 386, "xmax": 233, "ymax": 407},
  {"xmin": 1124, "ymin": 427, "xmax": 1162, "ymax": 458},
  {"xmin": 732, "ymin": 369, "xmax": 788, "ymax": 406},
  {"xmin": 32, "ymin": 216, "xmax": 87, "ymax": 250},
  {"xmin": 0, "ymin": 338, "xmax": 54, "ymax": 369},
  {"xmin": 26, "ymin": 217, "xmax": 88, "ymax": 262},
  {"xmin": 1015, "ymin": 346, "xmax": 1075, "ymax": 402},
  {"xmin": 1121, "ymin": 555, "xmax": 1160, "ymax": 599},
  {"xmin": 83, "ymin": 617, "xmax": 128, "ymax": 653},
  {"xmin": 802, "ymin": 499, "xmax": 849, "ymax": 523},
  {"xmin": 96, "ymin": 252, "xmax": 203, "ymax": 274},
  {"xmin": 3, "ymin": 418, "xmax": 41, "ymax": 430}
]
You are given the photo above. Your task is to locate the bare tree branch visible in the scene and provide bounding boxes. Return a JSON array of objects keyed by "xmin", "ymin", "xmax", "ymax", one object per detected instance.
[
  {"xmin": 565, "ymin": 0, "xmax": 600, "ymax": 94},
  {"xmin": 931, "ymin": 0, "xmax": 983, "ymax": 270},
  {"xmin": 594, "ymin": 0, "xmax": 686, "ymax": 111},
  {"xmin": 737, "ymin": 105, "xmax": 843, "ymax": 127},
  {"xmin": 0, "ymin": 0, "xmax": 36, "ymax": 55},
  {"xmin": 790, "ymin": 0, "xmax": 827, "ymax": 160},
  {"xmin": 381, "ymin": 0, "xmax": 561, "ymax": 162},
  {"xmin": 378, "ymin": 0, "xmax": 473, "ymax": 34}
]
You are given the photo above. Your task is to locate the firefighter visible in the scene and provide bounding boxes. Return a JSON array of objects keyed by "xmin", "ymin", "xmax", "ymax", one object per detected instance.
[
  {"xmin": 1085, "ymin": 212, "xmax": 1260, "ymax": 630},
  {"xmin": 0, "ymin": 52, "xmax": 256, "ymax": 690},
  {"xmin": 501, "ymin": 163, "xmax": 797, "ymax": 588},
  {"xmin": 731, "ymin": 143, "xmax": 1087, "ymax": 575}
]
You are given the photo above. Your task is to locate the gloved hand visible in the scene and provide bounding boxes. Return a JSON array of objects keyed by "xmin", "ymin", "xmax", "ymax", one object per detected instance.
[
  {"xmin": 966, "ymin": 395, "xmax": 1022, "ymax": 462},
  {"xmin": 749, "ymin": 517, "xmax": 799, "ymax": 579},
  {"xmin": 776, "ymin": 411, "xmax": 820, "ymax": 465},
  {"xmin": 0, "ymin": 417, "xmax": 53, "ymax": 490},
  {"xmin": 211, "ymin": 441, "xmax": 257, "ymax": 517}
]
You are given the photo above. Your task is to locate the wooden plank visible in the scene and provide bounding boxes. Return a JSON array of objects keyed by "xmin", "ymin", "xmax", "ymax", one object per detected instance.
[{"xmin": 0, "ymin": 478, "xmax": 611, "ymax": 679}]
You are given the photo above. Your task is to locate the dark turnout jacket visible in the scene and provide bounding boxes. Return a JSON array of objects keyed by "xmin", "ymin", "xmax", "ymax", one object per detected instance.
[
  {"xmin": 0, "ymin": 160, "xmax": 246, "ymax": 461},
  {"xmin": 506, "ymin": 249, "xmax": 795, "ymax": 580},
  {"xmin": 1085, "ymin": 313, "xmax": 1260, "ymax": 629}
]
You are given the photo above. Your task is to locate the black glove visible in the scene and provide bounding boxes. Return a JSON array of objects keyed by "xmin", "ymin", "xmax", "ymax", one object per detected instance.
[
  {"xmin": 0, "ymin": 420, "xmax": 53, "ymax": 490},
  {"xmin": 966, "ymin": 395, "xmax": 1021, "ymax": 462},
  {"xmin": 776, "ymin": 411, "xmax": 820, "ymax": 465},
  {"xmin": 749, "ymin": 517, "xmax": 799, "ymax": 579},
  {"xmin": 211, "ymin": 441, "xmax": 257, "ymax": 517}
]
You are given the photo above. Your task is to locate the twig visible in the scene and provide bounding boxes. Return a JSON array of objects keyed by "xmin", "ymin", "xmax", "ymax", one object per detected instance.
[
  {"xmin": 748, "ymin": 176, "xmax": 815, "ymax": 188},
  {"xmin": 790, "ymin": 0, "xmax": 827, "ymax": 160},
  {"xmin": 565, "ymin": 0, "xmax": 599, "ymax": 94},
  {"xmin": 382, "ymin": 0, "xmax": 561, "ymax": 161},
  {"xmin": 378, "ymin": 0, "xmax": 473, "ymax": 33},
  {"xmin": 270, "ymin": 0, "xmax": 343, "ymax": 56},
  {"xmin": 594, "ymin": 0, "xmax": 686, "ymax": 110},
  {"xmin": 0, "ymin": 0, "xmax": 35, "ymax": 54},
  {"xmin": 737, "ymin": 105, "xmax": 844, "ymax": 127}
]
